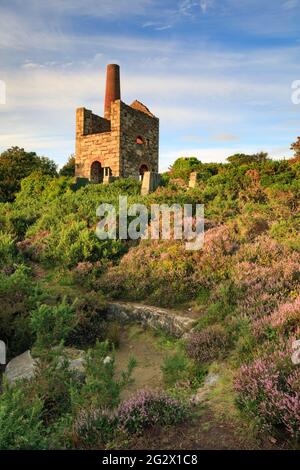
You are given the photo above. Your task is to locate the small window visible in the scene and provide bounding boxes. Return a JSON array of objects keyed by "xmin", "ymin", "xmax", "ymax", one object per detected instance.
[{"xmin": 136, "ymin": 135, "xmax": 144, "ymax": 145}]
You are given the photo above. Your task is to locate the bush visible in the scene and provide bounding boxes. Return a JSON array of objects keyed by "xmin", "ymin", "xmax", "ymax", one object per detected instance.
[
  {"xmin": 73, "ymin": 408, "xmax": 118, "ymax": 448},
  {"xmin": 67, "ymin": 291, "xmax": 106, "ymax": 348},
  {"xmin": 186, "ymin": 325, "xmax": 229, "ymax": 363},
  {"xmin": 29, "ymin": 350, "xmax": 80, "ymax": 426},
  {"xmin": 73, "ymin": 340, "xmax": 136, "ymax": 410},
  {"xmin": 0, "ymin": 146, "xmax": 57, "ymax": 202},
  {"xmin": 118, "ymin": 389, "xmax": 187, "ymax": 434},
  {"xmin": 106, "ymin": 322, "xmax": 121, "ymax": 349},
  {"xmin": 235, "ymin": 346, "xmax": 300, "ymax": 440},
  {"xmin": 169, "ymin": 157, "xmax": 202, "ymax": 181},
  {"xmin": 31, "ymin": 298, "xmax": 76, "ymax": 349},
  {"xmin": 0, "ymin": 231, "xmax": 16, "ymax": 270},
  {"xmin": 0, "ymin": 265, "xmax": 37, "ymax": 358},
  {"xmin": 0, "ymin": 385, "xmax": 46, "ymax": 449},
  {"xmin": 161, "ymin": 353, "xmax": 190, "ymax": 387}
]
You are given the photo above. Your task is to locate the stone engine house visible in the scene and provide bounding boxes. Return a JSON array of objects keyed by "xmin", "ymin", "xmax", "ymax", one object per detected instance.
[{"xmin": 75, "ymin": 64, "xmax": 159, "ymax": 183}]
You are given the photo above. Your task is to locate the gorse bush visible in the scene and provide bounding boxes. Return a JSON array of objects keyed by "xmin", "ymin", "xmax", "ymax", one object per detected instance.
[
  {"xmin": 161, "ymin": 353, "xmax": 190, "ymax": 387},
  {"xmin": 31, "ymin": 299, "xmax": 76, "ymax": 349},
  {"xmin": 0, "ymin": 265, "xmax": 40, "ymax": 357},
  {"xmin": 0, "ymin": 231, "xmax": 16, "ymax": 270},
  {"xmin": 67, "ymin": 291, "xmax": 106, "ymax": 348},
  {"xmin": 0, "ymin": 385, "xmax": 46, "ymax": 450},
  {"xmin": 73, "ymin": 340, "xmax": 136, "ymax": 411}
]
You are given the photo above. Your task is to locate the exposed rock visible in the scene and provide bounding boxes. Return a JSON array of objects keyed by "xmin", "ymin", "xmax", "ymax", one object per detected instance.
[
  {"xmin": 65, "ymin": 348, "xmax": 86, "ymax": 377},
  {"xmin": 204, "ymin": 372, "xmax": 220, "ymax": 387},
  {"xmin": 56, "ymin": 347, "xmax": 86, "ymax": 378},
  {"xmin": 190, "ymin": 372, "xmax": 220, "ymax": 405},
  {"xmin": 5, "ymin": 350, "xmax": 38, "ymax": 385},
  {"xmin": 5, "ymin": 348, "xmax": 86, "ymax": 385},
  {"xmin": 103, "ymin": 355, "xmax": 112, "ymax": 365},
  {"xmin": 106, "ymin": 302, "xmax": 195, "ymax": 337}
]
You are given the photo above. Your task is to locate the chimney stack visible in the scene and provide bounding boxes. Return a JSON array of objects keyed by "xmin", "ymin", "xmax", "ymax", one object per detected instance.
[{"xmin": 104, "ymin": 64, "xmax": 121, "ymax": 120}]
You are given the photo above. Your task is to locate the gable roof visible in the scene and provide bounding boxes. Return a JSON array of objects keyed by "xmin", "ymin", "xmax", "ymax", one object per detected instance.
[{"xmin": 130, "ymin": 100, "xmax": 155, "ymax": 117}]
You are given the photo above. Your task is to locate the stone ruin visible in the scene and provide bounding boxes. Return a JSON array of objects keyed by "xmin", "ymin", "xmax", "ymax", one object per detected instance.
[{"xmin": 75, "ymin": 64, "xmax": 160, "ymax": 194}]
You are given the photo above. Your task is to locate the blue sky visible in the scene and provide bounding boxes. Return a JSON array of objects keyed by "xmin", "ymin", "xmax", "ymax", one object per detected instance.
[{"xmin": 1, "ymin": 0, "xmax": 300, "ymax": 170}]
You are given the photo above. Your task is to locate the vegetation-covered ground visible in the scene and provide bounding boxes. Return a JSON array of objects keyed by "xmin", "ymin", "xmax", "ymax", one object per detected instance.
[{"xmin": 1, "ymin": 146, "xmax": 300, "ymax": 449}]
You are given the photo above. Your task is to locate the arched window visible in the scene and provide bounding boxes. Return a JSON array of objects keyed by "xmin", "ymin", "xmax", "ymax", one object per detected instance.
[
  {"xmin": 136, "ymin": 135, "xmax": 144, "ymax": 145},
  {"xmin": 90, "ymin": 161, "xmax": 103, "ymax": 183}
]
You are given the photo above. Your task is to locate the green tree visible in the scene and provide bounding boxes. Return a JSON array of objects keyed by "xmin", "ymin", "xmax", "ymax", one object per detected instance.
[
  {"xmin": 227, "ymin": 152, "xmax": 268, "ymax": 166},
  {"xmin": 0, "ymin": 147, "xmax": 57, "ymax": 202},
  {"xmin": 59, "ymin": 155, "xmax": 75, "ymax": 177},
  {"xmin": 169, "ymin": 157, "xmax": 202, "ymax": 180}
]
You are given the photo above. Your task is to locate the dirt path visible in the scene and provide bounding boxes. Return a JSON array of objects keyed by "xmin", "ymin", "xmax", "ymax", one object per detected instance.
[
  {"xmin": 127, "ymin": 408, "xmax": 279, "ymax": 450},
  {"xmin": 115, "ymin": 326, "xmax": 166, "ymax": 399}
]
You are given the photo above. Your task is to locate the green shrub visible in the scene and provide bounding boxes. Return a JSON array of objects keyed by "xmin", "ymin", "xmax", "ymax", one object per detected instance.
[
  {"xmin": 31, "ymin": 298, "xmax": 76, "ymax": 349},
  {"xmin": 161, "ymin": 353, "xmax": 190, "ymax": 387},
  {"xmin": 30, "ymin": 351, "xmax": 80, "ymax": 426},
  {"xmin": 0, "ymin": 385, "xmax": 46, "ymax": 449},
  {"xmin": 0, "ymin": 231, "xmax": 16, "ymax": 269},
  {"xmin": 67, "ymin": 291, "xmax": 106, "ymax": 348},
  {"xmin": 73, "ymin": 340, "xmax": 136, "ymax": 410},
  {"xmin": 0, "ymin": 265, "xmax": 37, "ymax": 357},
  {"xmin": 73, "ymin": 408, "xmax": 118, "ymax": 448},
  {"xmin": 106, "ymin": 322, "xmax": 122, "ymax": 349}
]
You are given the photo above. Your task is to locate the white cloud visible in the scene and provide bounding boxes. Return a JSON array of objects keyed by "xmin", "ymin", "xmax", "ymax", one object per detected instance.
[
  {"xmin": 213, "ymin": 133, "xmax": 239, "ymax": 142},
  {"xmin": 7, "ymin": 0, "xmax": 154, "ymax": 19},
  {"xmin": 282, "ymin": 0, "xmax": 298, "ymax": 10}
]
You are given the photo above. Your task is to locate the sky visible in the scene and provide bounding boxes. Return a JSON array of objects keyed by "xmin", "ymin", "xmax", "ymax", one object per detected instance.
[{"xmin": 1, "ymin": 0, "xmax": 300, "ymax": 170}]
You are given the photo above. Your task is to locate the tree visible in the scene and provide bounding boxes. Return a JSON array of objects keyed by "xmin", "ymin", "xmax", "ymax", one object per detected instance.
[
  {"xmin": 0, "ymin": 147, "xmax": 57, "ymax": 202},
  {"xmin": 290, "ymin": 137, "xmax": 300, "ymax": 162},
  {"xmin": 59, "ymin": 155, "xmax": 75, "ymax": 177},
  {"xmin": 169, "ymin": 157, "xmax": 202, "ymax": 180},
  {"xmin": 227, "ymin": 152, "xmax": 268, "ymax": 166}
]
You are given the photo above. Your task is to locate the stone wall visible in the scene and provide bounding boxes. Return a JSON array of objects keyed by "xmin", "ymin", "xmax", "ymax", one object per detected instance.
[
  {"xmin": 75, "ymin": 103, "xmax": 121, "ymax": 179},
  {"xmin": 105, "ymin": 302, "xmax": 194, "ymax": 337},
  {"xmin": 141, "ymin": 171, "xmax": 161, "ymax": 195},
  {"xmin": 189, "ymin": 171, "xmax": 198, "ymax": 189},
  {"xmin": 120, "ymin": 102, "xmax": 159, "ymax": 178}
]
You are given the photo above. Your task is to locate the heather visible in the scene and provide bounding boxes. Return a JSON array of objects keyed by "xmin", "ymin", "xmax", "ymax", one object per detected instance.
[{"xmin": 235, "ymin": 346, "xmax": 300, "ymax": 440}]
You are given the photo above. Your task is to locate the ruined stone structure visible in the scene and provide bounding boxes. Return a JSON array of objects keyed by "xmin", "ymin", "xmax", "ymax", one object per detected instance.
[
  {"xmin": 189, "ymin": 171, "xmax": 198, "ymax": 189},
  {"xmin": 75, "ymin": 64, "xmax": 159, "ymax": 183}
]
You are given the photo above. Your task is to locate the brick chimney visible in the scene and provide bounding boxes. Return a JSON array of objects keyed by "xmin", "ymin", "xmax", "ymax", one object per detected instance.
[{"xmin": 104, "ymin": 64, "xmax": 121, "ymax": 120}]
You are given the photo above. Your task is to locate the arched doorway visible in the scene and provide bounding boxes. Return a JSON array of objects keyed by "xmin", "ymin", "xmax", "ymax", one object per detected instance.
[
  {"xmin": 139, "ymin": 164, "xmax": 148, "ymax": 181},
  {"xmin": 90, "ymin": 161, "xmax": 103, "ymax": 183}
]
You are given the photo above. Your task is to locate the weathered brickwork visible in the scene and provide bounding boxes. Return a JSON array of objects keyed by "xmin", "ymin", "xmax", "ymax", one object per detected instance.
[{"xmin": 75, "ymin": 64, "xmax": 159, "ymax": 182}]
